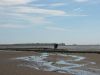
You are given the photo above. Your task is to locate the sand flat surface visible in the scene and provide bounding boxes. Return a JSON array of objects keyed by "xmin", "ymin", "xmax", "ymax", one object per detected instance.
[
  {"xmin": 0, "ymin": 50, "xmax": 70, "ymax": 75},
  {"xmin": 0, "ymin": 50, "xmax": 100, "ymax": 75}
]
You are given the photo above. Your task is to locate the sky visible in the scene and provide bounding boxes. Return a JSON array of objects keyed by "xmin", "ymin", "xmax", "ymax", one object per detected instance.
[{"xmin": 0, "ymin": 0, "xmax": 100, "ymax": 45}]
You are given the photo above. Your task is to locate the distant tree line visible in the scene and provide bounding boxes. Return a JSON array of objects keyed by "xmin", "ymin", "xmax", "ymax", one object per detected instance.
[{"xmin": 0, "ymin": 43, "xmax": 66, "ymax": 46}]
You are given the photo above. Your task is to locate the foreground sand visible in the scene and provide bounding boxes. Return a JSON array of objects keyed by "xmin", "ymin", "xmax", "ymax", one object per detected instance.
[
  {"xmin": 0, "ymin": 50, "xmax": 100, "ymax": 75},
  {"xmin": 0, "ymin": 50, "xmax": 70, "ymax": 75}
]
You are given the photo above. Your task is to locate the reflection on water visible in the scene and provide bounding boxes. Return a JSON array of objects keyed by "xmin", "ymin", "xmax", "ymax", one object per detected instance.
[{"xmin": 16, "ymin": 53, "xmax": 100, "ymax": 75}]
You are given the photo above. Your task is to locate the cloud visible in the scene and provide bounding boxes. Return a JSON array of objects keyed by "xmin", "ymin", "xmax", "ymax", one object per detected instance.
[
  {"xmin": 0, "ymin": 0, "xmax": 87, "ymax": 17},
  {"xmin": 30, "ymin": 17, "xmax": 51, "ymax": 24},
  {"xmin": 45, "ymin": 26, "xmax": 67, "ymax": 32},
  {"xmin": 0, "ymin": 24, "xmax": 27, "ymax": 28},
  {"xmin": 0, "ymin": 7, "xmax": 52, "ymax": 28},
  {"xmin": 32, "ymin": 3, "xmax": 66, "ymax": 7},
  {"xmin": 13, "ymin": 6, "xmax": 67, "ymax": 16},
  {"xmin": 73, "ymin": 8, "xmax": 83, "ymax": 15},
  {"xmin": 12, "ymin": 6, "xmax": 87, "ymax": 16},
  {"xmin": 0, "ymin": 0, "xmax": 88, "ymax": 30},
  {"xmin": 49, "ymin": 3, "xmax": 66, "ymax": 7},
  {"xmin": 0, "ymin": 0, "xmax": 34, "ymax": 6},
  {"xmin": 74, "ymin": 0, "xmax": 89, "ymax": 3},
  {"xmin": 0, "ymin": 12, "xmax": 51, "ymax": 26},
  {"xmin": 74, "ymin": 0, "xmax": 100, "ymax": 5},
  {"xmin": 32, "ymin": 4, "xmax": 47, "ymax": 7},
  {"xmin": 73, "ymin": 8, "xmax": 82, "ymax": 12}
]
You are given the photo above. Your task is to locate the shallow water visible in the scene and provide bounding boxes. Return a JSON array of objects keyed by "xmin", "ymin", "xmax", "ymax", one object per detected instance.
[{"xmin": 16, "ymin": 53, "xmax": 100, "ymax": 75}]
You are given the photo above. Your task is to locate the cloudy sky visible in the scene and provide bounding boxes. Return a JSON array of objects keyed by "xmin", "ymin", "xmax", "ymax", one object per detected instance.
[{"xmin": 0, "ymin": 0, "xmax": 100, "ymax": 44}]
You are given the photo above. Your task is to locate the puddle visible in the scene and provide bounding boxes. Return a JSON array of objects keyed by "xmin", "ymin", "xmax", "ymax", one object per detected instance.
[{"xmin": 16, "ymin": 53, "xmax": 100, "ymax": 75}]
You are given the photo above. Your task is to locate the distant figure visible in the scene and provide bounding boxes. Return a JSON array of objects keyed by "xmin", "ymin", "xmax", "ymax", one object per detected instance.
[{"xmin": 54, "ymin": 43, "xmax": 58, "ymax": 49}]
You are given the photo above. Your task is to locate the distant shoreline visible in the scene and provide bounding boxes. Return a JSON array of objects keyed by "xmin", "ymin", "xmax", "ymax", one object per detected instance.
[{"xmin": 0, "ymin": 43, "xmax": 100, "ymax": 53}]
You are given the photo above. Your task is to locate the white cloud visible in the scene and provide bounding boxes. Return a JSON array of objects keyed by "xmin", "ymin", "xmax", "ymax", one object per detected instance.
[
  {"xmin": 74, "ymin": 0, "xmax": 100, "ymax": 5},
  {"xmin": 32, "ymin": 3, "xmax": 66, "ymax": 7},
  {"xmin": 20, "ymin": 15, "xmax": 51, "ymax": 24},
  {"xmin": 0, "ymin": 6, "xmax": 51, "ymax": 25},
  {"xmin": 32, "ymin": 4, "xmax": 47, "ymax": 7},
  {"xmin": 50, "ymin": 3, "xmax": 66, "ymax": 7},
  {"xmin": 0, "ymin": 0, "xmax": 33, "ymax": 6},
  {"xmin": 73, "ymin": 8, "xmax": 85, "ymax": 13},
  {"xmin": 0, "ymin": 0, "xmax": 88, "ymax": 30},
  {"xmin": 13, "ymin": 6, "xmax": 67, "ymax": 16},
  {"xmin": 73, "ymin": 8, "xmax": 82, "ymax": 11},
  {"xmin": 0, "ymin": 12, "xmax": 51, "ymax": 26},
  {"xmin": 45, "ymin": 26, "xmax": 67, "ymax": 31},
  {"xmin": 29, "ymin": 17, "xmax": 51, "ymax": 24},
  {"xmin": 13, "ymin": 6, "xmax": 87, "ymax": 16},
  {"xmin": 74, "ymin": 0, "xmax": 89, "ymax": 2},
  {"xmin": 0, "ymin": 0, "xmax": 87, "ymax": 17},
  {"xmin": 0, "ymin": 24, "xmax": 27, "ymax": 28}
]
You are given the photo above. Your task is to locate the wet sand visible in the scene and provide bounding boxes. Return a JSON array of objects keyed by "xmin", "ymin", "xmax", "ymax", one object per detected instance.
[
  {"xmin": 0, "ymin": 50, "xmax": 100, "ymax": 75},
  {"xmin": 0, "ymin": 50, "xmax": 70, "ymax": 75}
]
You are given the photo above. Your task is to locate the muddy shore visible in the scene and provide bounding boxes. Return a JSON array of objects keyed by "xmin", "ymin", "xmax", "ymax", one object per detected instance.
[
  {"xmin": 0, "ymin": 50, "xmax": 100, "ymax": 75},
  {"xmin": 0, "ymin": 50, "xmax": 70, "ymax": 75}
]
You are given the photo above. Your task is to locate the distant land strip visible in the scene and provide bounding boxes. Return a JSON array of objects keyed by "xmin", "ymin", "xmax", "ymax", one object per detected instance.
[
  {"xmin": 0, "ymin": 48, "xmax": 100, "ymax": 54},
  {"xmin": 0, "ymin": 43, "xmax": 100, "ymax": 53}
]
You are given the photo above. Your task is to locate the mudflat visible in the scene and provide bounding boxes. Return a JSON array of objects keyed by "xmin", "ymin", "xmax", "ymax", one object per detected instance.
[
  {"xmin": 0, "ymin": 50, "xmax": 70, "ymax": 75},
  {"xmin": 0, "ymin": 50, "xmax": 100, "ymax": 75}
]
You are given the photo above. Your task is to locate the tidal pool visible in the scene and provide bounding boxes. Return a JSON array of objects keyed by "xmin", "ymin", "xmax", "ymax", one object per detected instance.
[{"xmin": 16, "ymin": 53, "xmax": 100, "ymax": 75}]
